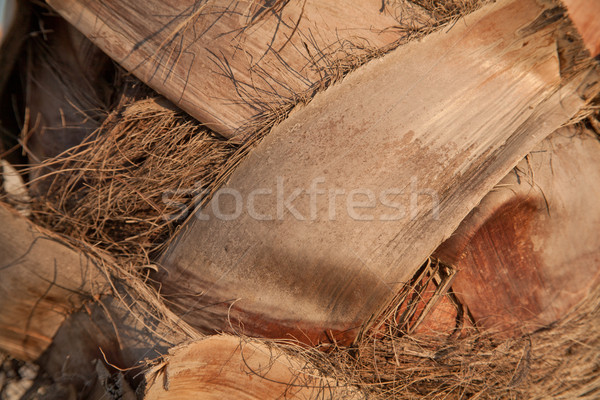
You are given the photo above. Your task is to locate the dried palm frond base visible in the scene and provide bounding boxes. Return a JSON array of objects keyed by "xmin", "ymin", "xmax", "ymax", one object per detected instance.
[
  {"xmin": 12, "ymin": 0, "xmax": 487, "ymax": 272},
  {"xmin": 0, "ymin": 1, "xmax": 598, "ymax": 398}
]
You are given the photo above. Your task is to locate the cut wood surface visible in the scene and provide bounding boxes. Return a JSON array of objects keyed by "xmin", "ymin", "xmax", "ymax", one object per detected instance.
[
  {"xmin": 157, "ymin": 0, "xmax": 599, "ymax": 344},
  {"xmin": 143, "ymin": 335, "xmax": 360, "ymax": 400},
  {"xmin": 0, "ymin": 203, "xmax": 109, "ymax": 361},
  {"xmin": 46, "ymin": 0, "xmax": 406, "ymax": 138},
  {"xmin": 435, "ymin": 127, "xmax": 600, "ymax": 335},
  {"xmin": 563, "ymin": 0, "xmax": 600, "ymax": 57}
]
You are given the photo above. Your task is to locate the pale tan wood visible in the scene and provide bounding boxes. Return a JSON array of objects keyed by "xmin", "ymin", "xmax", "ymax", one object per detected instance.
[
  {"xmin": 45, "ymin": 0, "xmax": 405, "ymax": 138},
  {"xmin": 563, "ymin": 0, "xmax": 600, "ymax": 56},
  {"xmin": 143, "ymin": 335, "xmax": 360, "ymax": 399},
  {"xmin": 435, "ymin": 127, "xmax": 600, "ymax": 335},
  {"xmin": 157, "ymin": 0, "xmax": 599, "ymax": 344},
  {"xmin": 0, "ymin": 202, "xmax": 109, "ymax": 360}
]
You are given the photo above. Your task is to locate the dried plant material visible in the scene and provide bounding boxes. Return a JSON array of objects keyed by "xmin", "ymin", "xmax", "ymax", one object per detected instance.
[
  {"xmin": 21, "ymin": 0, "xmax": 489, "ymax": 272},
  {"xmin": 0, "ymin": 202, "xmax": 110, "ymax": 361},
  {"xmin": 364, "ymin": 259, "xmax": 459, "ymax": 340},
  {"xmin": 155, "ymin": 0, "xmax": 600, "ymax": 343},
  {"xmin": 562, "ymin": 0, "xmax": 600, "ymax": 57},
  {"xmin": 22, "ymin": 15, "xmax": 114, "ymax": 194},
  {"xmin": 46, "ymin": 0, "xmax": 486, "ymax": 137},
  {"xmin": 137, "ymin": 266, "xmax": 600, "ymax": 399},
  {"xmin": 26, "ymin": 95, "xmax": 237, "ymax": 268},
  {"xmin": 0, "ymin": 1, "xmax": 598, "ymax": 399},
  {"xmin": 278, "ymin": 282, "xmax": 600, "ymax": 399}
]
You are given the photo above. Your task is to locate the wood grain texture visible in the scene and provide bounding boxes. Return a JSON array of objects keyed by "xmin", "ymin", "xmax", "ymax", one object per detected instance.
[
  {"xmin": 45, "ymin": 0, "xmax": 404, "ymax": 138},
  {"xmin": 563, "ymin": 0, "xmax": 600, "ymax": 56},
  {"xmin": 435, "ymin": 128, "xmax": 600, "ymax": 335},
  {"xmin": 143, "ymin": 335, "xmax": 360, "ymax": 399},
  {"xmin": 157, "ymin": 0, "xmax": 599, "ymax": 344},
  {"xmin": 0, "ymin": 202, "xmax": 109, "ymax": 360}
]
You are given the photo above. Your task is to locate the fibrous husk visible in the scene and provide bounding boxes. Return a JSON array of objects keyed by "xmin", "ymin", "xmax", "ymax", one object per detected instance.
[
  {"xmin": 265, "ymin": 268, "xmax": 600, "ymax": 399},
  {"xmin": 26, "ymin": 94, "xmax": 237, "ymax": 268},
  {"xmin": 19, "ymin": 0, "xmax": 487, "ymax": 271},
  {"xmin": 1, "ymin": 1, "xmax": 600, "ymax": 399}
]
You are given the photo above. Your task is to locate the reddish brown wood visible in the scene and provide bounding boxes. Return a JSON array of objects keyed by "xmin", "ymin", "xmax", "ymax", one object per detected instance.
[
  {"xmin": 435, "ymin": 128, "xmax": 600, "ymax": 335},
  {"xmin": 563, "ymin": 0, "xmax": 600, "ymax": 56}
]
